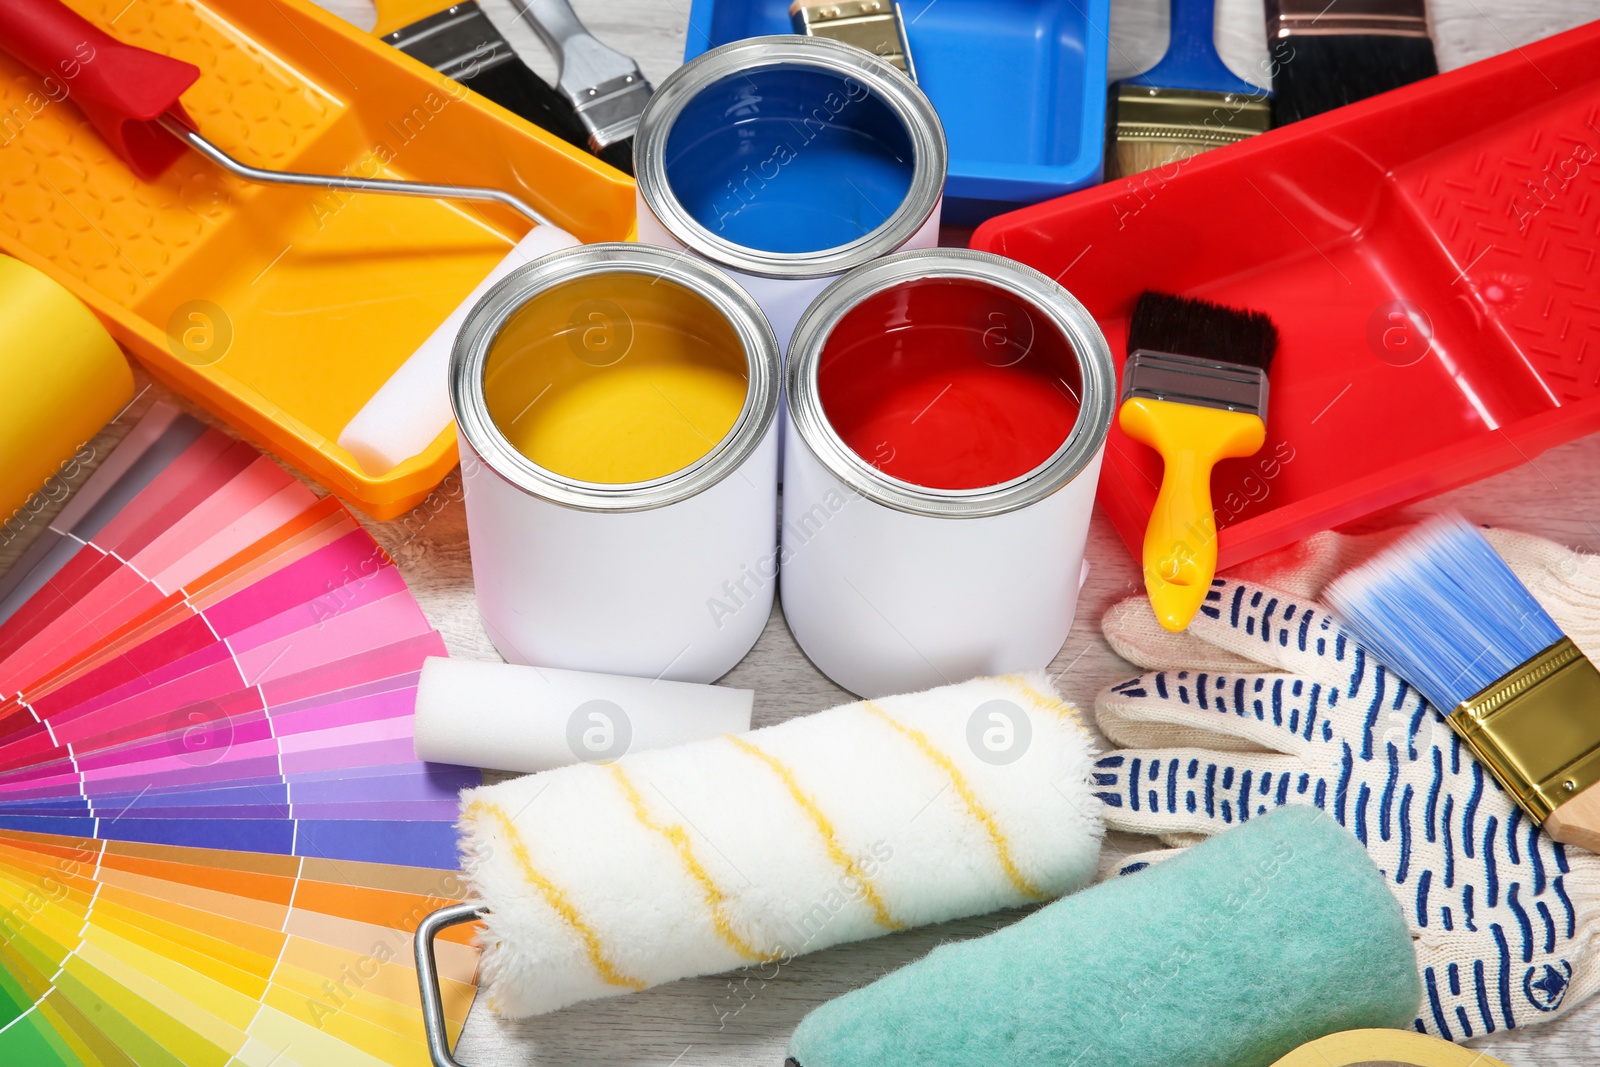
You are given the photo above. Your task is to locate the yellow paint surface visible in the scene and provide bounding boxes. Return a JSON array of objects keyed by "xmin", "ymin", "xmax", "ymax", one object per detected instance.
[{"xmin": 484, "ymin": 273, "xmax": 750, "ymax": 484}]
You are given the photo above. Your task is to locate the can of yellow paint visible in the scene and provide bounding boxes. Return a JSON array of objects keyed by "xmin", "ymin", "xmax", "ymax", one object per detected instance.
[{"xmin": 450, "ymin": 243, "xmax": 781, "ymax": 682}]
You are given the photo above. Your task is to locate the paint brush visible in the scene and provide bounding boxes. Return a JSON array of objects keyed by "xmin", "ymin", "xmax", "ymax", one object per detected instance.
[
  {"xmin": 516, "ymin": 0, "xmax": 652, "ymax": 174},
  {"xmin": 378, "ymin": 1, "xmax": 593, "ymax": 159},
  {"xmin": 1327, "ymin": 514, "xmax": 1600, "ymax": 854},
  {"xmin": 1110, "ymin": 0, "xmax": 1268, "ymax": 179},
  {"xmin": 1266, "ymin": 0, "xmax": 1439, "ymax": 125},
  {"xmin": 1120, "ymin": 291, "xmax": 1279, "ymax": 632},
  {"xmin": 789, "ymin": 0, "xmax": 916, "ymax": 80}
]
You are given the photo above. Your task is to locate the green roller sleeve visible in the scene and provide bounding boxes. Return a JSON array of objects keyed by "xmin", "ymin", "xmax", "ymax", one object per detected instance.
[{"xmin": 787, "ymin": 806, "xmax": 1421, "ymax": 1067}]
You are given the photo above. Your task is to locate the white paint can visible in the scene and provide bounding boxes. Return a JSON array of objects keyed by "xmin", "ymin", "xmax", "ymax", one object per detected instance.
[
  {"xmin": 632, "ymin": 35, "xmax": 947, "ymax": 354},
  {"xmin": 450, "ymin": 244, "xmax": 781, "ymax": 682},
  {"xmin": 779, "ymin": 248, "xmax": 1115, "ymax": 698}
]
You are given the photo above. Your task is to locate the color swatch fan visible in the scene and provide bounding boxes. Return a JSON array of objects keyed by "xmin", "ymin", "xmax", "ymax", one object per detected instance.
[{"xmin": 0, "ymin": 404, "xmax": 481, "ymax": 1066}]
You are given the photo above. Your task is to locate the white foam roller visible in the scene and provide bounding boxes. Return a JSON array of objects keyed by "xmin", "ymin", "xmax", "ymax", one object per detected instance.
[
  {"xmin": 457, "ymin": 672, "xmax": 1104, "ymax": 1017},
  {"xmin": 338, "ymin": 224, "xmax": 582, "ymax": 476},
  {"xmin": 413, "ymin": 657, "xmax": 754, "ymax": 773}
]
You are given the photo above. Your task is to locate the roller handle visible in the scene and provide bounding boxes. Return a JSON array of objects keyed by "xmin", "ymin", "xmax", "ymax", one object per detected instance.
[
  {"xmin": 1119, "ymin": 397, "xmax": 1266, "ymax": 632},
  {"xmin": 416, "ymin": 900, "xmax": 489, "ymax": 1067},
  {"xmin": 0, "ymin": 0, "xmax": 199, "ymax": 179}
]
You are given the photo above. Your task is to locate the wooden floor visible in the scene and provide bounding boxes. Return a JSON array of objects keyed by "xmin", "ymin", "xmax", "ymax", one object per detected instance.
[{"xmin": 6, "ymin": 0, "xmax": 1597, "ymax": 1062}]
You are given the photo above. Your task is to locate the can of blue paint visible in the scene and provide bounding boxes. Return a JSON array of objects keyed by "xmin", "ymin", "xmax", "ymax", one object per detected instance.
[{"xmin": 633, "ymin": 36, "xmax": 947, "ymax": 354}]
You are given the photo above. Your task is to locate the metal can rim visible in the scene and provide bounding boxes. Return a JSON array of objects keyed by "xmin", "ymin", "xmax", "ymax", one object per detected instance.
[
  {"xmin": 450, "ymin": 243, "xmax": 781, "ymax": 513},
  {"xmin": 786, "ymin": 248, "xmax": 1116, "ymax": 519},
  {"xmin": 634, "ymin": 35, "xmax": 947, "ymax": 280}
]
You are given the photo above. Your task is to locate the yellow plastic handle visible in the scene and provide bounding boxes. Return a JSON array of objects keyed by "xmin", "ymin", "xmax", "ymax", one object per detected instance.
[{"xmin": 1119, "ymin": 397, "xmax": 1266, "ymax": 632}]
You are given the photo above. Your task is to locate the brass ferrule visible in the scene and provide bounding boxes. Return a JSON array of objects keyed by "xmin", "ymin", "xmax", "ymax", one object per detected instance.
[
  {"xmin": 1266, "ymin": 0, "xmax": 1431, "ymax": 39},
  {"xmin": 790, "ymin": 0, "xmax": 915, "ymax": 78},
  {"xmin": 1448, "ymin": 637, "xmax": 1600, "ymax": 823},
  {"xmin": 1114, "ymin": 87, "xmax": 1271, "ymax": 148}
]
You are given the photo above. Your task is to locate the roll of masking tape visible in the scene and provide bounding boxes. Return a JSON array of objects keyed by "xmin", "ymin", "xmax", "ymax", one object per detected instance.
[
  {"xmin": 0, "ymin": 255, "xmax": 132, "ymax": 526},
  {"xmin": 1270, "ymin": 1029, "xmax": 1509, "ymax": 1066}
]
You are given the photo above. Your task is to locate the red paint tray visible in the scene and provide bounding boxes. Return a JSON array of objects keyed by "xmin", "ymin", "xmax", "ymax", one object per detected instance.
[{"xmin": 972, "ymin": 19, "xmax": 1600, "ymax": 571}]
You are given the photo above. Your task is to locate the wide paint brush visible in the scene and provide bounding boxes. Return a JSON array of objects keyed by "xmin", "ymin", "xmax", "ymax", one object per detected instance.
[
  {"xmin": 516, "ymin": 0, "xmax": 652, "ymax": 174},
  {"xmin": 1120, "ymin": 291, "xmax": 1279, "ymax": 632},
  {"xmin": 1327, "ymin": 514, "xmax": 1600, "ymax": 854},
  {"xmin": 789, "ymin": 0, "xmax": 916, "ymax": 80},
  {"xmin": 378, "ymin": 0, "xmax": 594, "ymax": 160},
  {"xmin": 1266, "ymin": 0, "xmax": 1439, "ymax": 124},
  {"xmin": 1109, "ymin": 0, "xmax": 1269, "ymax": 178}
]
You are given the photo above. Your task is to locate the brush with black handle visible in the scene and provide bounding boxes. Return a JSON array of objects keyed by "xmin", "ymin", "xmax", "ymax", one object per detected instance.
[
  {"xmin": 1266, "ymin": 0, "xmax": 1439, "ymax": 124},
  {"xmin": 1120, "ymin": 291, "xmax": 1279, "ymax": 633},
  {"xmin": 1328, "ymin": 514, "xmax": 1600, "ymax": 854}
]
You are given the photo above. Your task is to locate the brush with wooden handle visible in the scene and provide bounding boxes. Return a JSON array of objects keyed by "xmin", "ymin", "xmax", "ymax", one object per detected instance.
[
  {"xmin": 1328, "ymin": 514, "xmax": 1600, "ymax": 854},
  {"xmin": 1119, "ymin": 291, "xmax": 1279, "ymax": 632}
]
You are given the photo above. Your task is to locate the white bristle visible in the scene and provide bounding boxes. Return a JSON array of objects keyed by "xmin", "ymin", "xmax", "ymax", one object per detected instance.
[{"xmin": 1325, "ymin": 514, "xmax": 1565, "ymax": 712}]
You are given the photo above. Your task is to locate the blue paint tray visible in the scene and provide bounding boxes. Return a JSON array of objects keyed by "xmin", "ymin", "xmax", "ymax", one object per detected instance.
[{"xmin": 684, "ymin": 0, "xmax": 1112, "ymax": 223}]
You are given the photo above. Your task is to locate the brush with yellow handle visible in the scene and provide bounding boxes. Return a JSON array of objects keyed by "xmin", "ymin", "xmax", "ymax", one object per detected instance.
[{"xmin": 1119, "ymin": 291, "xmax": 1280, "ymax": 632}]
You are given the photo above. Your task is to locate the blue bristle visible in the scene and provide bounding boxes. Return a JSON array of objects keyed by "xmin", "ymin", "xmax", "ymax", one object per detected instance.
[{"xmin": 1325, "ymin": 515, "xmax": 1565, "ymax": 712}]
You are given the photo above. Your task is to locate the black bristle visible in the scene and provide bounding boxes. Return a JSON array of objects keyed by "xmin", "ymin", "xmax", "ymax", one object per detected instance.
[
  {"xmin": 1269, "ymin": 35, "xmax": 1438, "ymax": 125},
  {"xmin": 595, "ymin": 138, "xmax": 636, "ymax": 177},
  {"xmin": 463, "ymin": 61, "xmax": 590, "ymax": 151},
  {"xmin": 1126, "ymin": 291, "xmax": 1279, "ymax": 372}
]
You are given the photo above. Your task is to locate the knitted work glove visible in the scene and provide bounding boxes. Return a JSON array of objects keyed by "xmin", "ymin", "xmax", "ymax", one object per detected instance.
[{"xmin": 1092, "ymin": 525, "xmax": 1600, "ymax": 1043}]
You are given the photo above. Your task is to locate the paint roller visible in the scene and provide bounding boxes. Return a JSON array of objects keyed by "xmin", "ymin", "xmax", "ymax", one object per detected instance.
[
  {"xmin": 0, "ymin": 0, "xmax": 579, "ymax": 479},
  {"xmin": 785, "ymin": 807, "xmax": 1425, "ymax": 1067},
  {"xmin": 414, "ymin": 673, "xmax": 1104, "ymax": 1021},
  {"xmin": 335, "ymin": 224, "xmax": 579, "ymax": 476}
]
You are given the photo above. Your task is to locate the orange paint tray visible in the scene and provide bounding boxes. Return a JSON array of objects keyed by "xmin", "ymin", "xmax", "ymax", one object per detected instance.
[{"xmin": 0, "ymin": 0, "xmax": 635, "ymax": 519}]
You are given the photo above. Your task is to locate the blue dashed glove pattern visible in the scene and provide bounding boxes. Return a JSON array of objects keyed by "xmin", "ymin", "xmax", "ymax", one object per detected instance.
[{"xmin": 1093, "ymin": 568, "xmax": 1600, "ymax": 1043}]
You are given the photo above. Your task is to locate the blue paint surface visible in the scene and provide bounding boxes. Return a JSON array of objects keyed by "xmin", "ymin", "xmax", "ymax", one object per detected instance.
[
  {"xmin": 664, "ymin": 66, "xmax": 915, "ymax": 254},
  {"xmin": 682, "ymin": 0, "xmax": 1112, "ymax": 220}
]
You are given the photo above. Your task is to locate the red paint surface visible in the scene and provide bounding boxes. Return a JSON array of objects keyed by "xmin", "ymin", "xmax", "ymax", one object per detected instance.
[{"xmin": 817, "ymin": 278, "xmax": 1083, "ymax": 490}]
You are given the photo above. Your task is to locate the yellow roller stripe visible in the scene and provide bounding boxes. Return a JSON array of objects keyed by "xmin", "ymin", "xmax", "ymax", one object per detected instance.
[
  {"xmin": 723, "ymin": 735, "xmax": 903, "ymax": 931},
  {"xmin": 607, "ymin": 764, "xmax": 766, "ymax": 963},
  {"xmin": 1001, "ymin": 674, "xmax": 1090, "ymax": 737},
  {"xmin": 861, "ymin": 701, "xmax": 1048, "ymax": 902},
  {"xmin": 462, "ymin": 800, "xmax": 645, "ymax": 991}
]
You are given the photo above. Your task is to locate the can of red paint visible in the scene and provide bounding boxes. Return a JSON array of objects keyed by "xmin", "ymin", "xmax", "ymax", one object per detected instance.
[
  {"xmin": 780, "ymin": 248, "xmax": 1115, "ymax": 698},
  {"xmin": 632, "ymin": 35, "xmax": 947, "ymax": 353},
  {"xmin": 450, "ymin": 244, "xmax": 781, "ymax": 683}
]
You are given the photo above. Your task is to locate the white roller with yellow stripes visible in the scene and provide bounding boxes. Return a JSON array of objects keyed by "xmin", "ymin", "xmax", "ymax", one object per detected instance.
[{"xmin": 458, "ymin": 673, "xmax": 1105, "ymax": 1017}]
